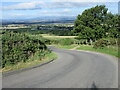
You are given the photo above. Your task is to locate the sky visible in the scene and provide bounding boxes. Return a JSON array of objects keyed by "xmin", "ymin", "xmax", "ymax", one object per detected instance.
[{"xmin": 1, "ymin": 0, "xmax": 120, "ymax": 20}]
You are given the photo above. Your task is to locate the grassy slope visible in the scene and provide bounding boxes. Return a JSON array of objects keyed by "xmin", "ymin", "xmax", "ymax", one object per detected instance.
[
  {"xmin": 76, "ymin": 45, "xmax": 119, "ymax": 58},
  {"xmin": 55, "ymin": 45, "xmax": 119, "ymax": 58},
  {"xmin": 55, "ymin": 45, "xmax": 77, "ymax": 49},
  {"xmin": 2, "ymin": 52, "xmax": 57, "ymax": 72}
]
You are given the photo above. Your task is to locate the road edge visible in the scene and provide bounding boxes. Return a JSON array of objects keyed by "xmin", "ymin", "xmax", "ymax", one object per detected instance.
[{"xmin": 2, "ymin": 59, "xmax": 54, "ymax": 77}]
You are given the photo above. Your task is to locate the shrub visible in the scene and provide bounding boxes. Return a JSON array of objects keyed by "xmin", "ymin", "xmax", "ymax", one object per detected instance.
[
  {"xmin": 60, "ymin": 38, "xmax": 73, "ymax": 45},
  {"xmin": 93, "ymin": 39, "xmax": 108, "ymax": 49},
  {"xmin": 2, "ymin": 31, "xmax": 49, "ymax": 68},
  {"xmin": 107, "ymin": 38, "xmax": 117, "ymax": 46}
]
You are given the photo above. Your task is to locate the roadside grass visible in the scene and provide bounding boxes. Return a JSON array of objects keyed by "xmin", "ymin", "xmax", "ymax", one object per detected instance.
[
  {"xmin": 2, "ymin": 52, "xmax": 57, "ymax": 72},
  {"xmin": 55, "ymin": 44, "xmax": 119, "ymax": 58},
  {"xmin": 76, "ymin": 45, "xmax": 119, "ymax": 58},
  {"xmin": 55, "ymin": 45, "xmax": 78, "ymax": 49}
]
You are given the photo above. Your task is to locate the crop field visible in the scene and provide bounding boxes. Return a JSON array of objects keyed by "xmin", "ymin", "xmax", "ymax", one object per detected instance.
[{"xmin": 41, "ymin": 34, "xmax": 76, "ymax": 39}]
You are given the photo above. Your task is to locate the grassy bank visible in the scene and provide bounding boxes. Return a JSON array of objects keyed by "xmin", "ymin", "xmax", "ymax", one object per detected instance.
[
  {"xmin": 55, "ymin": 45, "xmax": 119, "ymax": 58},
  {"xmin": 77, "ymin": 45, "xmax": 119, "ymax": 58},
  {"xmin": 2, "ymin": 52, "xmax": 57, "ymax": 72},
  {"xmin": 55, "ymin": 45, "xmax": 77, "ymax": 49}
]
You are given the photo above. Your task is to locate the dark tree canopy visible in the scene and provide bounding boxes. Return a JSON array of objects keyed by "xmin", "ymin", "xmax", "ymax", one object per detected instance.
[{"xmin": 72, "ymin": 5, "xmax": 119, "ymax": 43}]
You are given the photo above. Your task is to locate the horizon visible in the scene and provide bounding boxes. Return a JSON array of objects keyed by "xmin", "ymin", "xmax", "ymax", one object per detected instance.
[{"xmin": 1, "ymin": 0, "xmax": 119, "ymax": 20}]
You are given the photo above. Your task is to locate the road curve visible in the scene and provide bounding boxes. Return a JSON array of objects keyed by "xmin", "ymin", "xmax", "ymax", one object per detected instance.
[{"xmin": 2, "ymin": 46, "xmax": 118, "ymax": 88}]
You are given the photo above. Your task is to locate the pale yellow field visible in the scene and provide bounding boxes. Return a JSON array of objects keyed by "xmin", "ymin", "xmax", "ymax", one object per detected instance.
[{"xmin": 41, "ymin": 34, "xmax": 76, "ymax": 38}]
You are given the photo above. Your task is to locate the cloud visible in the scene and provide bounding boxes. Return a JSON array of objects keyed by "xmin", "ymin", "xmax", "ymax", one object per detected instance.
[
  {"xmin": 2, "ymin": 0, "xmax": 42, "ymax": 2},
  {"xmin": 11, "ymin": 13, "xmax": 25, "ymax": 16},
  {"xmin": 2, "ymin": 1, "xmax": 118, "ymax": 11},
  {"xmin": 44, "ymin": 2, "xmax": 92, "ymax": 9},
  {"xmin": 48, "ymin": 2, "xmax": 102, "ymax": 9},
  {"xmin": 52, "ymin": 0, "xmax": 119, "ymax": 2},
  {"xmin": 2, "ymin": 0, "xmax": 120, "ymax": 2},
  {"xmin": 2, "ymin": 1, "xmax": 44, "ymax": 10},
  {"xmin": 63, "ymin": 9, "xmax": 71, "ymax": 12}
]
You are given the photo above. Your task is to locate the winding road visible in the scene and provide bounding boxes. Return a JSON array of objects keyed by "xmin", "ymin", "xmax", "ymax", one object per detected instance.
[{"xmin": 2, "ymin": 46, "xmax": 118, "ymax": 88}]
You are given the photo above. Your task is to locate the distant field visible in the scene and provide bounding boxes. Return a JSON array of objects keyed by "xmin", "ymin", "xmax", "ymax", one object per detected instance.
[{"xmin": 41, "ymin": 34, "xmax": 76, "ymax": 38}]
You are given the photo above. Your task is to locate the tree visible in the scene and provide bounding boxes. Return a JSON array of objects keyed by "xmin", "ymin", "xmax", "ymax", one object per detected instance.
[{"xmin": 72, "ymin": 5, "xmax": 119, "ymax": 44}]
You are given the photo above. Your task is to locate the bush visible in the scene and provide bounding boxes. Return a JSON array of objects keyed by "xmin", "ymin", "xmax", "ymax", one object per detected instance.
[
  {"xmin": 2, "ymin": 31, "xmax": 49, "ymax": 68},
  {"xmin": 93, "ymin": 39, "xmax": 108, "ymax": 49},
  {"xmin": 60, "ymin": 38, "xmax": 73, "ymax": 45},
  {"xmin": 106, "ymin": 38, "xmax": 117, "ymax": 46}
]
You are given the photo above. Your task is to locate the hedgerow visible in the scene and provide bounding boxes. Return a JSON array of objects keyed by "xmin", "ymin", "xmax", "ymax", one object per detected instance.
[{"xmin": 2, "ymin": 31, "xmax": 49, "ymax": 68}]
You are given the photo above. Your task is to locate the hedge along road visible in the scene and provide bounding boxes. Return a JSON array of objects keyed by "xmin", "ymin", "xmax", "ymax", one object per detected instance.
[{"xmin": 2, "ymin": 46, "xmax": 118, "ymax": 88}]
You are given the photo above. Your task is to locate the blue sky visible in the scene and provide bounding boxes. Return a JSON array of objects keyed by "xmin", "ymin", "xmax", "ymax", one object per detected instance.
[{"xmin": 1, "ymin": 0, "xmax": 119, "ymax": 20}]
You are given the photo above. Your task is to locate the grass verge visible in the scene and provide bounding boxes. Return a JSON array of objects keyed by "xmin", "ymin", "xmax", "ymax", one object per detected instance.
[
  {"xmin": 76, "ymin": 45, "xmax": 119, "ymax": 58},
  {"xmin": 55, "ymin": 44, "xmax": 119, "ymax": 58},
  {"xmin": 2, "ymin": 52, "xmax": 57, "ymax": 72},
  {"xmin": 55, "ymin": 45, "xmax": 77, "ymax": 49}
]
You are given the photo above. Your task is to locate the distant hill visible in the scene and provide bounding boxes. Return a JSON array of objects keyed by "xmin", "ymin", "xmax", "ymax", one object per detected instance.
[{"xmin": 2, "ymin": 16, "xmax": 76, "ymax": 25}]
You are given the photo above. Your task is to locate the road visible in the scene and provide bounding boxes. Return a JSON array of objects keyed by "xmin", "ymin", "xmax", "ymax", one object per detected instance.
[{"xmin": 2, "ymin": 47, "xmax": 118, "ymax": 88}]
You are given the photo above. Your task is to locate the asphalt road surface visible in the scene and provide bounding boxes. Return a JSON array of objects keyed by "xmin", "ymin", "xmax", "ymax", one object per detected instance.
[{"xmin": 2, "ymin": 46, "xmax": 118, "ymax": 88}]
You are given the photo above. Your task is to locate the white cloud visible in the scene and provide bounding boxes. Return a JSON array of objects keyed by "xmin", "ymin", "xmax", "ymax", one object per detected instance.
[
  {"xmin": 11, "ymin": 13, "xmax": 25, "ymax": 16},
  {"xmin": 63, "ymin": 9, "xmax": 71, "ymax": 12},
  {"xmin": 53, "ymin": 0, "xmax": 119, "ymax": 2},
  {"xmin": 2, "ymin": 0, "xmax": 119, "ymax": 11},
  {"xmin": 2, "ymin": 1, "xmax": 44, "ymax": 10},
  {"xmin": 2, "ymin": 0, "xmax": 42, "ymax": 2},
  {"xmin": 2, "ymin": 0, "xmax": 120, "ymax": 2},
  {"xmin": 42, "ymin": 10, "xmax": 48, "ymax": 13}
]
